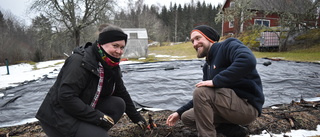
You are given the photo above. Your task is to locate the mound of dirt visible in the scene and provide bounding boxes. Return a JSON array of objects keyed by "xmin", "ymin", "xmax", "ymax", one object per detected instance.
[{"xmin": 0, "ymin": 99, "xmax": 319, "ymax": 137}]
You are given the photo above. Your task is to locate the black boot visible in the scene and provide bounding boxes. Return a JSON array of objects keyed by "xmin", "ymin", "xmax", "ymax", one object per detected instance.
[{"xmin": 216, "ymin": 123, "xmax": 249, "ymax": 137}]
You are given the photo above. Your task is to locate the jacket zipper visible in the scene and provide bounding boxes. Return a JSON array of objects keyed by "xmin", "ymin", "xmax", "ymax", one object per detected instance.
[{"xmin": 207, "ymin": 64, "xmax": 212, "ymax": 79}]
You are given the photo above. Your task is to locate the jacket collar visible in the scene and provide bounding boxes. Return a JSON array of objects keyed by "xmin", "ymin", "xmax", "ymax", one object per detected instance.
[
  {"xmin": 81, "ymin": 43, "xmax": 100, "ymax": 76},
  {"xmin": 206, "ymin": 43, "xmax": 215, "ymax": 64}
]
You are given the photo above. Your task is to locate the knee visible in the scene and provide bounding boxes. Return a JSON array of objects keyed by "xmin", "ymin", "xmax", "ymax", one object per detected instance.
[
  {"xmin": 96, "ymin": 96, "xmax": 126, "ymax": 114},
  {"xmin": 181, "ymin": 110, "xmax": 196, "ymax": 129},
  {"xmin": 113, "ymin": 97, "xmax": 126, "ymax": 112},
  {"xmin": 181, "ymin": 112, "xmax": 192, "ymax": 124},
  {"xmin": 193, "ymin": 87, "xmax": 209, "ymax": 101}
]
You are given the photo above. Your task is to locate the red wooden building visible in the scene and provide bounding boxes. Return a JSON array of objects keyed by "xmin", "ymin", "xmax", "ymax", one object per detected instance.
[{"xmin": 220, "ymin": 0, "xmax": 320, "ymax": 36}]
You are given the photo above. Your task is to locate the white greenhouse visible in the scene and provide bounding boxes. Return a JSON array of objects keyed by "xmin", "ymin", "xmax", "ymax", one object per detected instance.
[{"xmin": 122, "ymin": 28, "xmax": 148, "ymax": 59}]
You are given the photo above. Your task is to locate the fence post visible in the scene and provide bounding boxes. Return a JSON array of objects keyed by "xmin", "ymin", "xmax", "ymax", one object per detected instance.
[{"xmin": 5, "ymin": 59, "xmax": 9, "ymax": 75}]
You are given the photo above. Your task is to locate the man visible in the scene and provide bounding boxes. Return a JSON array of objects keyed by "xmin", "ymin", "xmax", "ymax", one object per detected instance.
[{"xmin": 166, "ymin": 25, "xmax": 264, "ymax": 137}]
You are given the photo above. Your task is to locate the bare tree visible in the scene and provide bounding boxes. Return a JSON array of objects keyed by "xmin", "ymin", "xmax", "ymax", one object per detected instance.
[
  {"xmin": 114, "ymin": 0, "xmax": 168, "ymax": 43},
  {"xmin": 139, "ymin": 5, "xmax": 169, "ymax": 44},
  {"xmin": 0, "ymin": 10, "xmax": 31, "ymax": 63},
  {"xmin": 0, "ymin": 11, "xmax": 8, "ymax": 62},
  {"xmin": 30, "ymin": 0, "xmax": 116, "ymax": 47}
]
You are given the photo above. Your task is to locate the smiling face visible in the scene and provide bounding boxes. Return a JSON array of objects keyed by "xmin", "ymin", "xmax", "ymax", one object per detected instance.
[
  {"xmin": 190, "ymin": 31, "xmax": 213, "ymax": 58},
  {"xmin": 100, "ymin": 40, "xmax": 126, "ymax": 59}
]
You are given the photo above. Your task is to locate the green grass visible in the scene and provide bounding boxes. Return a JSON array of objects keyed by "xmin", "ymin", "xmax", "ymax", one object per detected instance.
[
  {"xmin": 146, "ymin": 42, "xmax": 198, "ymax": 61},
  {"xmin": 143, "ymin": 42, "xmax": 320, "ymax": 63},
  {"xmin": 253, "ymin": 44, "xmax": 320, "ymax": 63}
]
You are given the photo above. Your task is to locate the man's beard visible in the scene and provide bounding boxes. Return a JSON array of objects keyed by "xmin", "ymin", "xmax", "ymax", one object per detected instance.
[{"xmin": 197, "ymin": 44, "xmax": 209, "ymax": 58}]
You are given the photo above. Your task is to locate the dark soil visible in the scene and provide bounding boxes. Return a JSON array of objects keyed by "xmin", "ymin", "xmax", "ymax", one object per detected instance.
[{"xmin": 0, "ymin": 100, "xmax": 319, "ymax": 137}]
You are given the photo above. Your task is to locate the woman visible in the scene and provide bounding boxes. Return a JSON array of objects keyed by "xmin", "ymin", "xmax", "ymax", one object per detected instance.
[{"xmin": 36, "ymin": 24, "xmax": 146, "ymax": 137}]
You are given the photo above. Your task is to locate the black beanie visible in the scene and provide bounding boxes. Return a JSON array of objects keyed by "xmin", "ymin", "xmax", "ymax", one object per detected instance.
[
  {"xmin": 98, "ymin": 30, "xmax": 128, "ymax": 45},
  {"xmin": 191, "ymin": 25, "xmax": 220, "ymax": 43}
]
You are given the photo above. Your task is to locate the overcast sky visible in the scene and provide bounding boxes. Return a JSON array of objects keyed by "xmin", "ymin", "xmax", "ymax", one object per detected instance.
[{"xmin": 0, "ymin": 0, "xmax": 225, "ymax": 25}]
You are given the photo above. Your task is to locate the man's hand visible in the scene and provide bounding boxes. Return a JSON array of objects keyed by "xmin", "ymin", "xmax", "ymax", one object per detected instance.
[
  {"xmin": 196, "ymin": 80, "xmax": 214, "ymax": 87},
  {"xmin": 166, "ymin": 112, "xmax": 180, "ymax": 126}
]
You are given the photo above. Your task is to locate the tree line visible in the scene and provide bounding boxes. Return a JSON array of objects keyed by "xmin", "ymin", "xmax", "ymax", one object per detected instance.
[
  {"xmin": 0, "ymin": 0, "xmax": 221, "ymax": 64},
  {"xmin": 115, "ymin": 0, "xmax": 221, "ymax": 43}
]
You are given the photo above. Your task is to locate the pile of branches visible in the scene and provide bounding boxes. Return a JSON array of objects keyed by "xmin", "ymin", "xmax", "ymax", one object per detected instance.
[{"xmin": 248, "ymin": 98, "xmax": 320, "ymax": 135}]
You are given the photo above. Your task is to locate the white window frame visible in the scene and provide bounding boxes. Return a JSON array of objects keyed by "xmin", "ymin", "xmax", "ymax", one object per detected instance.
[
  {"xmin": 230, "ymin": 2, "xmax": 235, "ymax": 8},
  {"xmin": 254, "ymin": 19, "xmax": 270, "ymax": 27},
  {"xmin": 229, "ymin": 20, "xmax": 234, "ymax": 28}
]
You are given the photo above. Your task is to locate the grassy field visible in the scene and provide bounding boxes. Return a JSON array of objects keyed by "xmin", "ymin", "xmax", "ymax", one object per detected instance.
[
  {"xmin": 147, "ymin": 42, "xmax": 197, "ymax": 61},
  {"xmin": 253, "ymin": 45, "xmax": 320, "ymax": 63},
  {"xmin": 146, "ymin": 42, "xmax": 320, "ymax": 63}
]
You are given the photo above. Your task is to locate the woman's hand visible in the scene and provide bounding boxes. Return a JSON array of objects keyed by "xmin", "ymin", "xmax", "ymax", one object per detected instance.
[
  {"xmin": 99, "ymin": 114, "xmax": 114, "ymax": 129},
  {"xmin": 166, "ymin": 112, "xmax": 180, "ymax": 126}
]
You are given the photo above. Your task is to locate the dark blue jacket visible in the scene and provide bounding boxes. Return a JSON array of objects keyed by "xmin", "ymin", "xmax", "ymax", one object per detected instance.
[{"xmin": 177, "ymin": 38, "xmax": 264, "ymax": 116}]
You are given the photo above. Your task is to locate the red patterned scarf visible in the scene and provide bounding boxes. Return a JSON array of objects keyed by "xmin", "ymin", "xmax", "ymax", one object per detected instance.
[{"xmin": 90, "ymin": 63, "xmax": 104, "ymax": 108}]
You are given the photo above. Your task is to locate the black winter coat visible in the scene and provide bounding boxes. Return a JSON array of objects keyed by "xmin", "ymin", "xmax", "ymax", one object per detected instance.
[{"xmin": 36, "ymin": 42, "xmax": 143, "ymax": 137}]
